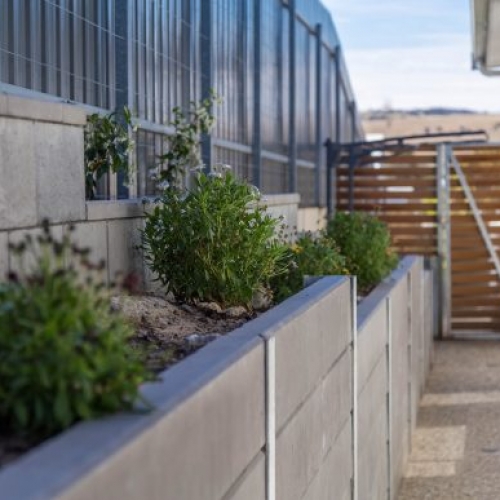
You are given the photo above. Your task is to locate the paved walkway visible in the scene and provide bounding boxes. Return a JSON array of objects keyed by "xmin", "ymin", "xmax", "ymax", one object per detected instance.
[{"xmin": 399, "ymin": 340, "xmax": 500, "ymax": 500}]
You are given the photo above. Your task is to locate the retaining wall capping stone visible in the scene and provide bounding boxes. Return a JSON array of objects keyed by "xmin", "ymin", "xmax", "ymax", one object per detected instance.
[{"xmin": 0, "ymin": 258, "xmax": 435, "ymax": 500}]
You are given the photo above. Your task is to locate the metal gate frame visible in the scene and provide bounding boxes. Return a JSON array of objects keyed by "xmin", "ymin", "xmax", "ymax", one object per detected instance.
[{"xmin": 332, "ymin": 134, "xmax": 500, "ymax": 339}]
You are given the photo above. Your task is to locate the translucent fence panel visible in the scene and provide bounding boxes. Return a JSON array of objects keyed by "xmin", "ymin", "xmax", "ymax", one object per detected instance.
[{"xmin": 0, "ymin": 0, "xmax": 363, "ymax": 206}]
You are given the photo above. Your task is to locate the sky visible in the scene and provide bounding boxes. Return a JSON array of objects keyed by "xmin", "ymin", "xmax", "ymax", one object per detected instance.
[{"xmin": 323, "ymin": 0, "xmax": 500, "ymax": 112}]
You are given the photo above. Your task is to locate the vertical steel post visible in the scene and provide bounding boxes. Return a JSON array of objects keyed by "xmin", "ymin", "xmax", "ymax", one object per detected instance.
[
  {"xmin": 115, "ymin": 0, "xmax": 130, "ymax": 199},
  {"xmin": 350, "ymin": 277, "xmax": 359, "ymax": 500},
  {"xmin": 315, "ymin": 23, "xmax": 323, "ymax": 206},
  {"xmin": 325, "ymin": 139, "xmax": 334, "ymax": 217},
  {"xmin": 288, "ymin": 0, "xmax": 297, "ymax": 193},
  {"xmin": 386, "ymin": 297, "xmax": 393, "ymax": 500},
  {"xmin": 265, "ymin": 337, "xmax": 276, "ymax": 500},
  {"xmin": 348, "ymin": 147, "xmax": 356, "ymax": 213},
  {"xmin": 200, "ymin": 0, "xmax": 213, "ymax": 171},
  {"xmin": 350, "ymin": 100, "xmax": 357, "ymax": 142},
  {"xmin": 334, "ymin": 46, "xmax": 341, "ymax": 145},
  {"xmin": 252, "ymin": 0, "xmax": 262, "ymax": 188},
  {"xmin": 436, "ymin": 144, "xmax": 451, "ymax": 338}
]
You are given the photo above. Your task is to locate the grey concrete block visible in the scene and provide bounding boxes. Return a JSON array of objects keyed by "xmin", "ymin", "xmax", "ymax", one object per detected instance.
[
  {"xmin": 86, "ymin": 200, "xmax": 146, "ymax": 221},
  {"xmin": 0, "ymin": 231, "xmax": 8, "ymax": 281},
  {"xmin": 8, "ymin": 225, "xmax": 64, "ymax": 275},
  {"xmin": 67, "ymin": 222, "xmax": 108, "ymax": 284},
  {"xmin": 4, "ymin": 94, "xmax": 64, "ymax": 123},
  {"xmin": 226, "ymin": 452, "xmax": 266, "ymax": 500},
  {"xmin": 302, "ymin": 421, "xmax": 352, "ymax": 500},
  {"xmin": 276, "ymin": 349, "xmax": 351, "ymax": 500},
  {"xmin": 322, "ymin": 350, "xmax": 352, "ymax": 453},
  {"xmin": 272, "ymin": 279, "xmax": 351, "ymax": 430},
  {"xmin": 61, "ymin": 104, "xmax": 87, "ymax": 126},
  {"xmin": 0, "ymin": 93, "xmax": 7, "ymax": 114},
  {"xmin": 276, "ymin": 380, "xmax": 325, "ymax": 500},
  {"xmin": 358, "ymin": 408, "xmax": 388, "ymax": 500},
  {"xmin": 107, "ymin": 218, "xmax": 144, "ymax": 286},
  {"xmin": 357, "ymin": 354, "xmax": 387, "ymax": 448},
  {"xmin": 35, "ymin": 122, "xmax": 86, "ymax": 223},
  {"xmin": 0, "ymin": 118, "xmax": 37, "ymax": 229},
  {"xmin": 357, "ymin": 304, "xmax": 387, "ymax": 395}
]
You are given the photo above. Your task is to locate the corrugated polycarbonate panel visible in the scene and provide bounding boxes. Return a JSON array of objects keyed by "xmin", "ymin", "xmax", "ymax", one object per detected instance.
[
  {"xmin": 295, "ymin": 19, "xmax": 315, "ymax": 163},
  {"xmin": 213, "ymin": 0, "xmax": 251, "ymax": 145},
  {"xmin": 1, "ymin": 0, "xmax": 362, "ymax": 204},
  {"xmin": 213, "ymin": 147, "xmax": 253, "ymax": 183},
  {"xmin": 261, "ymin": 0, "xmax": 287, "ymax": 155},
  {"xmin": 0, "ymin": 0, "xmax": 116, "ymax": 108}
]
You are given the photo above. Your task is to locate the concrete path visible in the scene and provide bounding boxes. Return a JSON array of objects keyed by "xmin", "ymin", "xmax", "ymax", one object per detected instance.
[{"xmin": 398, "ymin": 340, "xmax": 500, "ymax": 500}]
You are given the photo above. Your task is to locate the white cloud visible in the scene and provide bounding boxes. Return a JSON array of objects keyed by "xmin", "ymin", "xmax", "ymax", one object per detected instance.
[
  {"xmin": 322, "ymin": 0, "xmax": 441, "ymax": 19},
  {"xmin": 344, "ymin": 36, "xmax": 500, "ymax": 111}
]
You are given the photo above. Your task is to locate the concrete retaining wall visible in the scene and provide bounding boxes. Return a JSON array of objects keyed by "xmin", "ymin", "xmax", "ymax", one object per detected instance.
[
  {"xmin": 357, "ymin": 256, "xmax": 434, "ymax": 500},
  {"xmin": 0, "ymin": 257, "xmax": 435, "ymax": 500},
  {"xmin": 0, "ymin": 94, "xmax": 300, "ymax": 288}
]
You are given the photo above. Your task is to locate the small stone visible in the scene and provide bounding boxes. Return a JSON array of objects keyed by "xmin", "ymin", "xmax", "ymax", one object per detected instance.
[
  {"xmin": 225, "ymin": 306, "xmax": 247, "ymax": 318},
  {"xmin": 110, "ymin": 296, "xmax": 121, "ymax": 312},
  {"xmin": 197, "ymin": 302, "xmax": 223, "ymax": 314},
  {"xmin": 252, "ymin": 288, "xmax": 272, "ymax": 311},
  {"xmin": 180, "ymin": 304, "xmax": 196, "ymax": 314},
  {"xmin": 185, "ymin": 333, "xmax": 221, "ymax": 347}
]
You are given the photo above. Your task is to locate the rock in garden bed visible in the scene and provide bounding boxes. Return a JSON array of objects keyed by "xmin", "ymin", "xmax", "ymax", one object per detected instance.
[{"xmin": 118, "ymin": 294, "xmax": 258, "ymax": 374}]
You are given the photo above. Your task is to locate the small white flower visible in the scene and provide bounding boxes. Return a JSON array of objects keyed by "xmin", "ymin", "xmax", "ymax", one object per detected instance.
[{"xmin": 190, "ymin": 164, "xmax": 205, "ymax": 173}]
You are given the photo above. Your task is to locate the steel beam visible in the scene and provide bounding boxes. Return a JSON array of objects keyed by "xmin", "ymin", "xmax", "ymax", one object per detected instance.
[{"xmin": 436, "ymin": 143, "xmax": 452, "ymax": 338}]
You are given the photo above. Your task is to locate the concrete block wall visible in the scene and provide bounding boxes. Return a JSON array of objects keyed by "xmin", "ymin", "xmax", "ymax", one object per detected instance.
[
  {"xmin": 0, "ymin": 258, "xmax": 435, "ymax": 500},
  {"xmin": 356, "ymin": 256, "xmax": 435, "ymax": 500},
  {"xmin": 0, "ymin": 94, "xmax": 301, "ymax": 288}
]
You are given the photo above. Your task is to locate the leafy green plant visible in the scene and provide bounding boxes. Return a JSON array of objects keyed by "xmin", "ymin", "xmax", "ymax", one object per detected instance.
[
  {"xmin": 142, "ymin": 171, "xmax": 286, "ymax": 307},
  {"xmin": 0, "ymin": 221, "xmax": 147, "ymax": 438},
  {"xmin": 153, "ymin": 91, "xmax": 221, "ymax": 190},
  {"xmin": 85, "ymin": 107, "xmax": 135, "ymax": 200},
  {"xmin": 271, "ymin": 232, "xmax": 348, "ymax": 303},
  {"xmin": 326, "ymin": 212, "xmax": 398, "ymax": 293}
]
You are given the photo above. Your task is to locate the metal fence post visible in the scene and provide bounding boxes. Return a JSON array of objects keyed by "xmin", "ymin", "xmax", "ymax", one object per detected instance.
[
  {"xmin": 325, "ymin": 139, "xmax": 334, "ymax": 217},
  {"xmin": 252, "ymin": 0, "xmax": 262, "ymax": 188},
  {"xmin": 115, "ymin": 0, "xmax": 130, "ymax": 199},
  {"xmin": 436, "ymin": 143, "xmax": 451, "ymax": 338},
  {"xmin": 350, "ymin": 276, "xmax": 358, "ymax": 500},
  {"xmin": 200, "ymin": 0, "xmax": 213, "ymax": 171},
  {"xmin": 288, "ymin": 0, "xmax": 297, "ymax": 193},
  {"xmin": 265, "ymin": 336, "xmax": 276, "ymax": 500},
  {"xmin": 315, "ymin": 23, "xmax": 323, "ymax": 206},
  {"xmin": 350, "ymin": 100, "xmax": 357, "ymax": 142},
  {"xmin": 334, "ymin": 46, "xmax": 341, "ymax": 145},
  {"xmin": 386, "ymin": 296, "xmax": 393, "ymax": 500}
]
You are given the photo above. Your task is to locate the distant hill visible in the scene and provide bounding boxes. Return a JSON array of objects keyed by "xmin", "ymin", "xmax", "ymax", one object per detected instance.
[
  {"xmin": 362, "ymin": 109, "xmax": 500, "ymax": 142},
  {"xmin": 363, "ymin": 108, "xmax": 482, "ymax": 121}
]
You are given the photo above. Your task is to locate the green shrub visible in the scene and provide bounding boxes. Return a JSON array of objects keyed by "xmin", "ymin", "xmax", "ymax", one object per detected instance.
[
  {"xmin": 154, "ymin": 92, "xmax": 220, "ymax": 190},
  {"xmin": 0, "ymin": 221, "xmax": 147, "ymax": 438},
  {"xmin": 85, "ymin": 107, "xmax": 135, "ymax": 200},
  {"xmin": 142, "ymin": 171, "xmax": 286, "ymax": 307},
  {"xmin": 326, "ymin": 212, "xmax": 398, "ymax": 293},
  {"xmin": 271, "ymin": 233, "xmax": 348, "ymax": 303}
]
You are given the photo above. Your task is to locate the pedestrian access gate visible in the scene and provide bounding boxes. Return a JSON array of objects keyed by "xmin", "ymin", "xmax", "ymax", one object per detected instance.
[{"xmin": 336, "ymin": 143, "xmax": 500, "ymax": 336}]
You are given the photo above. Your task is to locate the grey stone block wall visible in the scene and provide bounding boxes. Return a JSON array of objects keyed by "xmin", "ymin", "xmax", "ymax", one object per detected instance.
[
  {"xmin": 0, "ymin": 257, "xmax": 435, "ymax": 500},
  {"xmin": 0, "ymin": 98, "xmax": 436, "ymax": 500},
  {"xmin": 0, "ymin": 95, "xmax": 301, "ymax": 288}
]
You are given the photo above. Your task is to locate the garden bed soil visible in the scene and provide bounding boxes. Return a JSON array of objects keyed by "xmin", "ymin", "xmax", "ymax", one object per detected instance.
[{"xmin": 0, "ymin": 295, "xmax": 256, "ymax": 469}]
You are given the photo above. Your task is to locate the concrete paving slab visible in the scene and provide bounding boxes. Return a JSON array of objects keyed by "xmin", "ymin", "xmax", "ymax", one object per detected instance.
[{"xmin": 399, "ymin": 341, "xmax": 500, "ymax": 500}]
